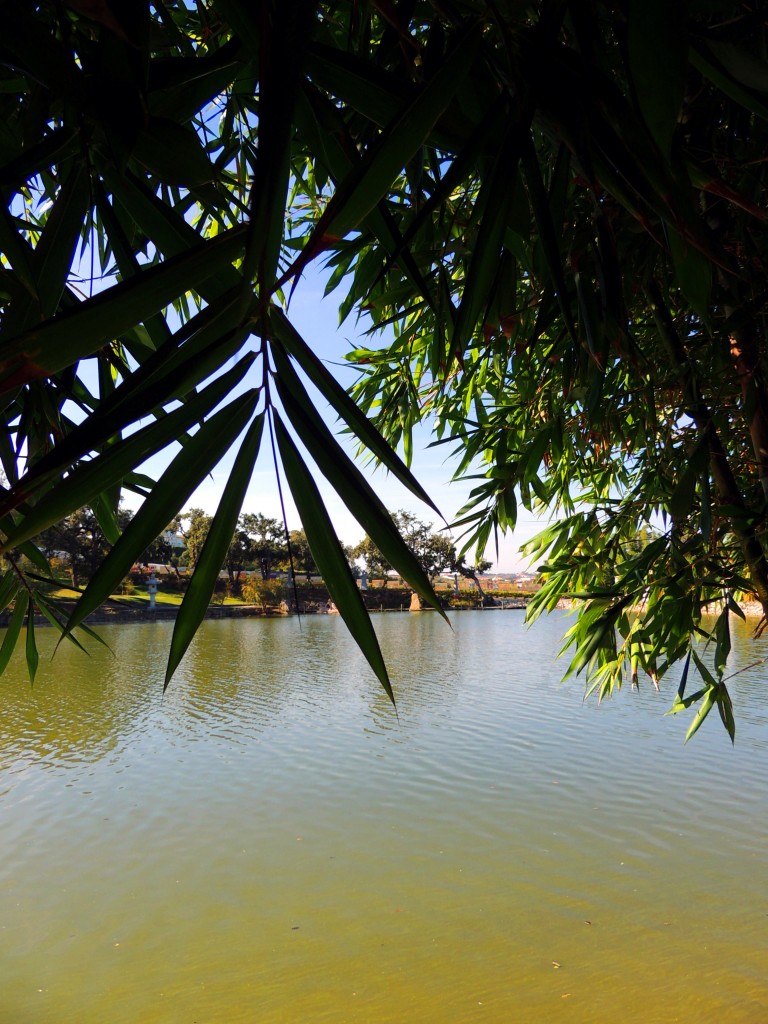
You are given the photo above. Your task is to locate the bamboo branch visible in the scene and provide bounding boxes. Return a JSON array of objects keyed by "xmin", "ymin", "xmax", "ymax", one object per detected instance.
[{"xmin": 647, "ymin": 280, "xmax": 768, "ymax": 614}]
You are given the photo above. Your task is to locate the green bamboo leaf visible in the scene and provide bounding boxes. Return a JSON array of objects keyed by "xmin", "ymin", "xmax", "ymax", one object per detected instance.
[
  {"xmin": 215, "ymin": 0, "xmax": 262, "ymax": 54},
  {"xmin": 132, "ymin": 118, "xmax": 217, "ymax": 187},
  {"xmin": 25, "ymin": 583, "xmax": 111, "ymax": 653},
  {"xmin": 627, "ymin": 0, "xmax": 687, "ymax": 158},
  {"xmin": 0, "ymin": 205, "xmax": 39, "ymax": 301},
  {"xmin": 667, "ymin": 684, "xmax": 707, "ymax": 714},
  {"xmin": 295, "ymin": 82, "xmax": 443, "ymax": 315},
  {"xmin": 165, "ymin": 412, "xmax": 265, "ymax": 688},
  {"xmin": 705, "ymin": 40, "xmax": 768, "ymax": 93},
  {"xmin": 25, "ymin": 596, "xmax": 38, "ymax": 683},
  {"xmin": 270, "ymin": 308, "xmax": 440, "ymax": 515},
  {"xmin": 63, "ymin": 389, "xmax": 260, "ymax": 635},
  {"xmin": 1, "ymin": 7, "xmax": 85, "ymax": 104},
  {"xmin": 274, "ymin": 414, "xmax": 394, "ymax": 703},
  {"xmin": 0, "ymin": 592, "xmax": 26, "ymax": 675},
  {"xmin": 520, "ymin": 133, "xmax": 577, "ymax": 343},
  {"xmin": 94, "ymin": 182, "xmax": 172, "ymax": 352},
  {"xmin": 667, "ymin": 226, "xmax": 712, "ymax": 321},
  {"xmin": 0, "ymin": 355, "xmax": 255, "ymax": 543},
  {"xmin": 691, "ymin": 46, "xmax": 768, "ymax": 122},
  {"xmin": 568, "ymin": 603, "xmax": 626, "ymax": 675},
  {"xmin": 91, "ymin": 491, "xmax": 121, "ymax": 546},
  {"xmin": 271, "ymin": 349, "xmax": 446, "ymax": 619},
  {"xmin": 689, "ymin": 648, "xmax": 716, "ymax": 687},
  {"xmin": 0, "ymin": 126, "xmax": 78, "ymax": 190},
  {"xmin": 33, "ymin": 593, "xmax": 91, "ymax": 655},
  {"xmin": 278, "ymin": 27, "xmax": 480, "ymax": 286},
  {"xmin": 716, "ymin": 682, "xmax": 736, "ymax": 743},
  {"xmin": 727, "ymin": 592, "xmax": 746, "ymax": 621},
  {"xmin": 668, "ymin": 457, "xmax": 700, "ymax": 522},
  {"xmin": 148, "ymin": 42, "xmax": 242, "ymax": 123},
  {"xmin": 684, "ymin": 684, "xmax": 717, "ymax": 742},
  {"xmin": 104, "ymin": 169, "xmax": 245, "ymax": 302},
  {"xmin": 11, "ymin": 286, "xmax": 251, "ymax": 499},
  {"xmin": 521, "ymin": 425, "xmax": 552, "ymax": 488},
  {"xmin": 452, "ymin": 125, "xmax": 523, "ymax": 351},
  {"xmin": 31, "ymin": 161, "xmax": 91, "ymax": 320},
  {"xmin": 242, "ymin": 1, "xmax": 314, "ymax": 290},
  {"xmin": 15, "ymin": 540, "xmax": 52, "ymax": 575},
  {"xmin": 0, "ymin": 570, "xmax": 19, "ymax": 615},
  {"xmin": 714, "ymin": 604, "xmax": 731, "ymax": 678},
  {"xmin": 676, "ymin": 649, "xmax": 692, "ymax": 701},
  {"xmin": 0, "ymin": 225, "xmax": 247, "ymax": 393},
  {"xmin": 105, "ymin": 167, "xmax": 203, "ymax": 257},
  {"xmin": 305, "ymin": 43, "xmax": 408, "ymax": 130}
]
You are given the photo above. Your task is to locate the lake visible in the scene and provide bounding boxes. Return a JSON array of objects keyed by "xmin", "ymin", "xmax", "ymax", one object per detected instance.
[{"xmin": 1, "ymin": 610, "xmax": 767, "ymax": 1023}]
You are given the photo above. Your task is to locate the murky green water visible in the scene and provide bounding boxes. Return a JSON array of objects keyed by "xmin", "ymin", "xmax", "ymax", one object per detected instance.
[{"xmin": 1, "ymin": 610, "xmax": 767, "ymax": 1023}]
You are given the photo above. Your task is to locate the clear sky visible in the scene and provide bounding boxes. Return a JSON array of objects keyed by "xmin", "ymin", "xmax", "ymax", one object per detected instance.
[{"xmin": 166, "ymin": 268, "xmax": 544, "ymax": 574}]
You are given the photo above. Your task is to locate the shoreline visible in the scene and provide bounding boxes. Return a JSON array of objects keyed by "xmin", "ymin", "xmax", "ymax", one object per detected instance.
[{"xmin": 5, "ymin": 597, "xmax": 763, "ymax": 629}]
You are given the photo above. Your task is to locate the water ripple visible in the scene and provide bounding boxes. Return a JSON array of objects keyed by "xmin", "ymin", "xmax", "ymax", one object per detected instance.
[{"xmin": 1, "ymin": 611, "xmax": 767, "ymax": 1024}]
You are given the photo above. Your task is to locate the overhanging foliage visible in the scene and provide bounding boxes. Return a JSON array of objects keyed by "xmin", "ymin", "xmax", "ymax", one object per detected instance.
[{"xmin": 1, "ymin": 1, "xmax": 767, "ymax": 737}]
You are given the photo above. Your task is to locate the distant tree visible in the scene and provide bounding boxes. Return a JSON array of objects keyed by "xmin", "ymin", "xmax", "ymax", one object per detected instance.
[
  {"xmin": 241, "ymin": 514, "xmax": 287, "ymax": 580},
  {"xmin": 454, "ymin": 554, "xmax": 494, "ymax": 595},
  {"xmin": 242, "ymin": 576, "xmax": 286, "ymax": 613},
  {"xmin": 139, "ymin": 528, "xmax": 177, "ymax": 570},
  {"xmin": 224, "ymin": 516, "xmax": 257, "ymax": 594},
  {"xmin": 287, "ymin": 529, "xmax": 318, "ymax": 582},
  {"xmin": 352, "ymin": 535, "xmax": 394, "ymax": 584},
  {"xmin": 354, "ymin": 511, "xmax": 488, "ymax": 584},
  {"xmin": 39, "ymin": 506, "xmax": 132, "ymax": 589},
  {"xmin": 179, "ymin": 509, "xmax": 212, "ymax": 571}
]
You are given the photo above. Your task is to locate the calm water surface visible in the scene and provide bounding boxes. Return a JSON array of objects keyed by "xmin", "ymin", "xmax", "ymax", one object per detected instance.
[{"xmin": 1, "ymin": 610, "xmax": 767, "ymax": 1023}]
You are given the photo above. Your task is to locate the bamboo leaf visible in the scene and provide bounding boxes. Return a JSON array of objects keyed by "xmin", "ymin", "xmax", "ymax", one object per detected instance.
[
  {"xmin": 278, "ymin": 27, "xmax": 479, "ymax": 286},
  {"xmin": 0, "ymin": 225, "xmax": 247, "ymax": 393},
  {"xmin": 165, "ymin": 412, "xmax": 264, "ymax": 688},
  {"xmin": 520, "ymin": 133, "xmax": 577, "ymax": 343},
  {"xmin": 242, "ymin": 1, "xmax": 314, "ymax": 289},
  {"xmin": 30, "ymin": 161, "xmax": 91, "ymax": 320},
  {"xmin": 691, "ymin": 45, "xmax": 768, "ymax": 122},
  {"xmin": 0, "ymin": 126, "xmax": 77, "ymax": 189},
  {"xmin": 452, "ymin": 124, "xmax": 523, "ymax": 351},
  {"xmin": 684, "ymin": 684, "xmax": 717, "ymax": 742},
  {"xmin": 0, "ymin": 355, "xmax": 255, "ymax": 543},
  {"xmin": 0, "ymin": 593, "xmax": 26, "ymax": 675},
  {"xmin": 714, "ymin": 605, "xmax": 731, "ymax": 678},
  {"xmin": 63, "ymin": 389, "xmax": 260, "ymax": 635},
  {"xmin": 271, "ymin": 347, "xmax": 446, "ymax": 618},
  {"xmin": 0, "ymin": 570, "xmax": 19, "ymax": 615},
  {"xmin": 667, "ymin": 225, "xmax": 712, "ymax": 321},
  {"xmin": 717, "ymin": 681, "xmax": 736, "ymax": 743},
  {"xmin": 270, "ymin": 308, "xmax": 441, "ymax": 515},
  {"xmin": 33, "ymin": 593, "xmax": 90, "ymax": 655},
  {"xmin": 676, "ymin": 649, "xmax": 692, "ymax": 700},
  {"xmin": 627, "ymin": 0, "xmax": 687, "ymax": 159},
  {"xmin": 274, "ymin": 413, "xmax": 394, "ymax": 702},
  {"xmin": 25, "ymin": 596, "xmax": 38, "ymax": 683},
  {"xmin": 131, "ymin": 118, "xmax": 217, "ymax": 187},
  {"xmin": 11, "ymin": 286, "xmax": 251, "ymax": 497}
]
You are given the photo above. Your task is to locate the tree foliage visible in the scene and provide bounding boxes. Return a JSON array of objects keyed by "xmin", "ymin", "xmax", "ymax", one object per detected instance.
[
  {"xmin": 39, "ymin": 505, "xmax": 132, "ymax": 588},
  {"xmin": 1, "ymin": 1, "xmax": 767, "ymax": 734},
  {"xmin": 354, "ymin": 510, "xmax": 490, "ymax": 583},
  {"xmin": 287, "ymin": 528, "xmax": 318, "ymax": 581}
]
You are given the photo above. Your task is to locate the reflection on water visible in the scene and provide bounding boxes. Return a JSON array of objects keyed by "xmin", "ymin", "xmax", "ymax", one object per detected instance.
[{"xmin": 1, "ymin": 611, "xmax": 767, "ymax": 1023}]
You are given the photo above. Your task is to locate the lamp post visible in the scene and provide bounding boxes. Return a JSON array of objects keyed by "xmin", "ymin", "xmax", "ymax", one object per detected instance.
[{"xmin": 147, "ymin": 572, "xmax": 158, "ymax": 611}]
